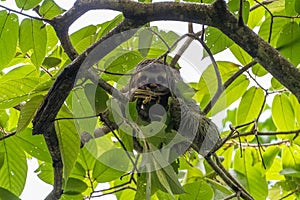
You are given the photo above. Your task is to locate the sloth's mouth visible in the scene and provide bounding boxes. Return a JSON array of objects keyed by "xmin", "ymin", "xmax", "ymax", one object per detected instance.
[{"xmin": 132, "ymin": 83, "xmax": 170, "ymax": 104}]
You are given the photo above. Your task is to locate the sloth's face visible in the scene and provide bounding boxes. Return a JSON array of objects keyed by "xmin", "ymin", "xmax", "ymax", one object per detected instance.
[{"xmin": 128, "ymin": 60, "xmax": 173, "ymax": 121}]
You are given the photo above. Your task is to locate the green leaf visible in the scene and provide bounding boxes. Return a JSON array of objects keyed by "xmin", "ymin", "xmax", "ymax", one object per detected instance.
[
  {"xmin": 0, "ymin": 77, "xmax": 41, "ymax": 109},
  {"xmin": 55, "ymin": 106, "xmax": 80, "ymax": 183},
  {"xmin": 206, "ymin": 179, "xmax": 232, "ymax": 199},
  {"xmin": 96, "ymin": 14, "xmax": 124, "ymax": 40},
  {"xmin": 138, "ymin": 29, "xmax": 153, "ymax": 57},
  {"xmin": 39, "ymin": 0, "xmax": 66, "ymax": 19},
  {"xmin": 180, "ymin": 181, "xmax": 214, "ymax": 200},
  {"xmin": 272, "ymin": 94, "xmax": 295, "ymax": 131},
  {"xmin": 251, "ymin": 64, "xmax": 268, "ymax": 77},
  {"xmin": 296, "ymin": 0, "xmax": 300, "ymax": 14},
  {"xmin": 229, "ymin": 43, "xmax": 252, "ymax": 65},
  {"xmin": 0, "ymin": 11, "xmax": 18, "ymax": 69},
  {"xmin": 118, "ymin": 125, "xmax": 134, "ymax": 153},
  {"xmin": 42, "ymin": 57, "xmax": 61, "ymax": 69},
  {"xmin": 242, "ymin": 1, "xmax": 250, "ymax": 24},
  {"xmin": 64, "ymin": 178, "xmax": 88, "ymax": 195},
  {"xmin": 19, "ymin": 19, "xmax": 47, "ymax": 67},
  {"xmin": 0, "ymin": 65, "xmax": 38, "ymax": 82},
  {"xmin": 103, "ymin": 50, "xmax": 143, "ymax": 82},
  {"xmin": 271, "ymin": 77, "xmax": 284, "ymax": 90},
  {"xmin": 247, "ymin": 3, "xmax": 264, "ymax": 28},
  {"xmin": 16, "ymin": 128, "xmax": 52, "ymax": 162},
  {"xmin": 73, "ymin": 86, "xmax": 97, "ymax": 134},
  {"xmin": 266, "ymin": 158, "xmax": 284, "ymax": 181},
  {"xmin": 46, "ymin": 25, "xmax": 59, "ymax": 53},
  {"xmin": 277, "ymin": 22, "xmax": 300, "ymax": 65},
  {"xmin": 17, "ymin": 95, "xmax": 44, "ymax": 133},
  {"xmin": 233, "ymin": 149, "xmax": 268, "ymax": 200},
  {"xmin": 262, "ymin": 146, "xmax": 280, "ymax": 170},
  {"xmin": 35, "ymin": 162, "xmax": 53, "ymax": 185},
  {"xmin": 204, "ymin": 27, "xmax": 233, "ymax": 54},
  {"xmin": 194, "ymin": 61, "xmax": 240, "ymax": 107},
  {"xmin": 84, "ymin": 83, "xmax": 109, "ymax": 114},
  {"xmin": 290, "ymin": 94, "xmax": 300, "ymax": 128},
  {"xmin": 285, "ymin": 0, "xmax": 297, "ymax": 15},
  {"xmin": 259, "ymin": 17, "xmax": 289, "ymax": 46},
  {"xmin": 70, "ymin": 25, "xmax": 97, "ymax": 53},
  {"xmin": 279, "ymin": 168, "xmax": 300, "ymax": 178},
  {"xmin": 0, "ymin": 187, "xmax": 20, "ymax": 200},
  {"xmin": 93, "ymin": 148, "xmax": 131, "ymax": 183},
  {"xmin": 60, "ymin": 194, "xmax": 83, "ymax": 200},
  {"xmin": 236, "ymin": 87, "xmax": 265, "ymax": 126},
  {"xmin": 15, "ymin": 0, "xmax": 42, "ymax": 10},
  {"xmin": 282, "ymin": 145, "xmax": 300, "ymax": 171},
  {"xmin": 0, "ymin": 152, "xmax": 4, "ymax": 170},
  {"xmin": 0, "ymin": 109, "xmax": 9, "ymax": 128},
  {"xmin": 150, "ymin": 148, "xmax": 185, "ymax": 194},
  {"xmin": 0, "ymin": 137, "xmax": 27, "ymax": 196},
  {"xmin": 209, "ymin": 75, "xmax": 250, "ymax": 116}
]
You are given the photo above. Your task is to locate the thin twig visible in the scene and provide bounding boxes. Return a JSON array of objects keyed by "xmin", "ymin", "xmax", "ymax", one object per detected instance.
[
  {"xmin": 226, "ymin": 139, "xmax": 290, "ymax": 148},
  {"xmin": 90, "ymin": 186, "xmax": 136, "ymax": 198},
  {"xmin": 231, "ymin": 129, "xmax": 300, "ymax": 138},
  {"xmin": 250, "ymin": 0, "xmax": 275, "ymax": 11},
  {"xmin": 0, "ymin": 131, "xmax": 16, "ymax": 141},
  {"xmin": 0, "ymin": 4, "xmax": 50, "ymax": 22}
]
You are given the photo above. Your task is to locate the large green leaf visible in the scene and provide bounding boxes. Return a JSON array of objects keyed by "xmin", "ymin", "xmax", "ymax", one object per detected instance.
[
  {"xmin": 70, "ymin": 25, "xmax": 97, "ymax": 53},
  {"xmin": 0, "ymin": 187, "xmax": 20, "ymax": 200},
  {"xmin": 138, "ymin": 28, "xmax": 153, "ymax": 57},
  {"xmin": 0, "ymin": 77, "xmax": 41, "ymax": 109},
  {"xmin": 46, "ymin": 25, "xmax": 59, "ymax": 53},
  {"xmin": 0, "ymin": 11, "xmax": 18, "ymax": 69},
  {"xmin": 35, "ymin": 162, "xmax": 53, "ymax": 185},
  {"xmin": 285, "ymin": 0, "xmax": 297, "ymax": 16},
  {"xmin": 0, "ymin": 137, "xmax": 27, "ymax": 196},
  {"xmin": 84, "ymin": 83, "xmax": 109, "ymax": 114},
  {"xmin": 282, "ymin": 145, "xmax": 300, "ymax": 171},
  {"xmin": 103, "ymin": 50, "xmax": 143, "ymax": 82},
  {"xmin": 277, "ymin": 22, "xmax": 300, "ymax": 65},
  {"xmin": 236, "ymin": 87, "xmax": 265, "ymax": 126},
  {"xmin": 209, "ymin": 75, "xmax": 250, "ymax": 116},
  {"xmin": 296, "ymin": 0, "xmax": 300, "ymax": 14},
  {"xmin": 258, "ymin": 17, "xmax": 289, "ymax": 46},
  {"xmin": 64, "ymin": 178, "xmax": 88, "ymax": 195},
  {"xmin": 39, "ymin": 0, "xmax": 66, "ymax": 19},
  {"xmin": 233, "ymin": 149, "xmax": 268, "ymax": 200},
  {"xmin": 15, "ymin": 0, "xmax": 42, "ymax": 10},
  {"xmin": 272, "ymin": 94, "xmax": 295, "ymax": 132},
  {"xmin": 93, "ymin": 148, "xmax": 131, "ymax": 183},
  {"xmin": 247, "ymin": 2, "xmax": 264, "ymax": 28},
  {"xmin": 17, "ymin": 95, "xmax": 44, "ymax": 133},
  {"xmin": 290, "ymin": 94, "xmax": 300, "ymax": 128},
  {"xmin": 180, "ymin": 181, "xmax": 214, "ymax": 200},
  {"xmin": 194, "ymin": 61, "xmax": 240, "ymax": 107},
  {"xmin": 15, "ymin": 128, "xmax": 52, "ymax": 163},
  {"xmin": 96, "ymin": 14, "xmax": 124, "ymax": 40},
  {"xmin": 229, "ymin": 43, "xmax": 252, "ymax": 65},
  {"xmin": 205, "ymin": 27, "xmax": 233, "ymax": 55},
  {"xmin": 55, "ymin": 106, "xmax": 81, "ymax": 183},
  {"xmin": 19, "ymin": 19, "xmax": 47, "ymax": 67},
  {"xmin": 72, "ymin": 86, "xmax": 97, "ymax": 134},
  {"xmin": 262, "ymin": 146, "xmax": 280, "ymax": 170},
  {"xmin": 149, "ymin": 147, "xmax": 185, "ymax": 195}
]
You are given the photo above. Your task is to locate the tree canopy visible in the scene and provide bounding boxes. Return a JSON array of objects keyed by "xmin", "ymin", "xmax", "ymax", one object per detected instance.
[{"xmin": 0, "ymin": 0, "xmax": 300, "ymax": 199}]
